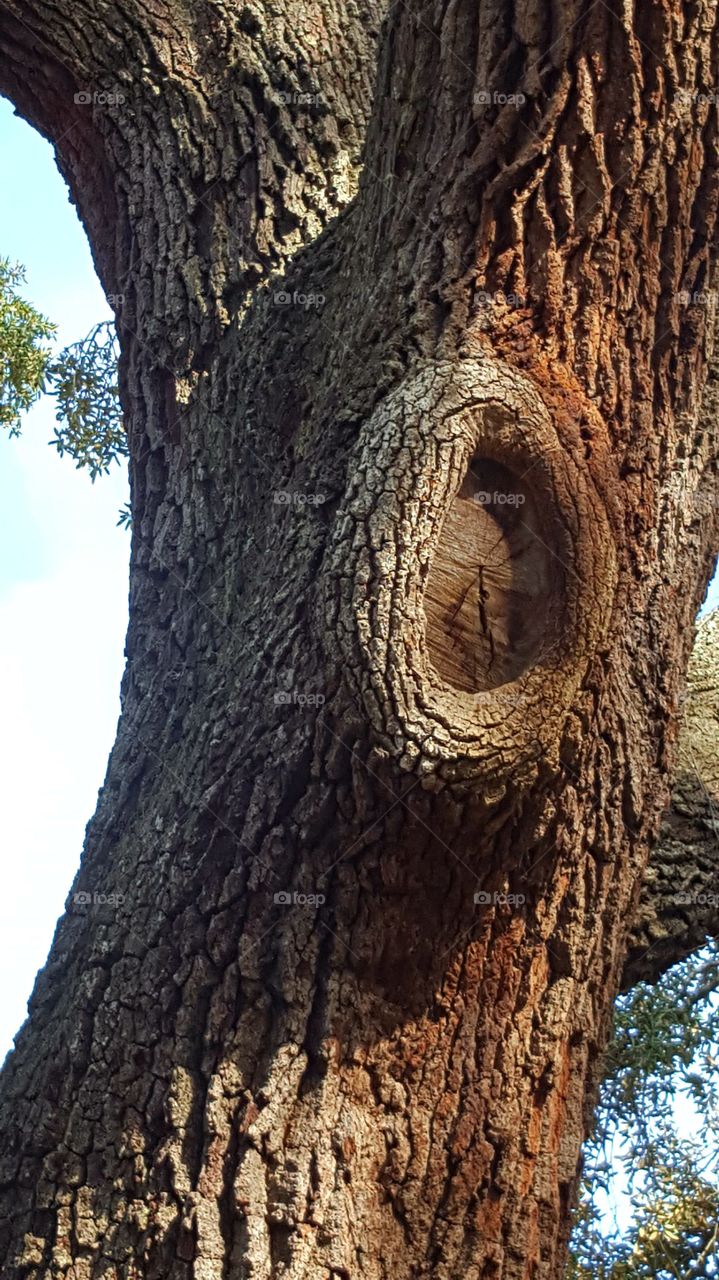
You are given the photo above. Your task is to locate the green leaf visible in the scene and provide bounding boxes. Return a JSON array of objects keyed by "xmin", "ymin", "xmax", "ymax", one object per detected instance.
[
  {"xmin": 45, "ymin": 320, "xmax": 126, "ymax": 480},
  {"xmin": 0, "ymin": 257, "xmax": 55, "ymax": 434},
  {"xmin": 570, "ymin": 943, "xmax": 719, "ymax": 1279}
]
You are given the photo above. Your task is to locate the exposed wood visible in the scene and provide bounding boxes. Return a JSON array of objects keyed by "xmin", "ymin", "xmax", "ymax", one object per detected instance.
[
  {"xmin": 0, "ymin": 0, "xmax": 718, "ymax": 1276},
  {"xmin": 424, "ymin": 456, "xmax": 559, "ymax": 692}
]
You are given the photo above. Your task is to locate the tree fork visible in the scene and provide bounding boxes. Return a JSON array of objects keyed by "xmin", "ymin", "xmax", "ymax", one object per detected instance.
[{"xmin": 1, "ymin": 0, "xmax": 719, "ymax": 1277}]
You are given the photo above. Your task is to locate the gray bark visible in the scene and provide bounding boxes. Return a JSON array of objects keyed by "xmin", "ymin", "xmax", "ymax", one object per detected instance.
[
  {"xmin": 624, "ymin": 608, "xmax": 719, "ymax": 988},
  {"xmin": 0, "ymin": 0, "xmax": 718, "ymax": 1276}
]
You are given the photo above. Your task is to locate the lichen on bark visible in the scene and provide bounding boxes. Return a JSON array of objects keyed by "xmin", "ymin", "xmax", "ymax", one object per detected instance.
[{"xmin": 0, "ymin": 0, "xmax": 718, "ymax": 1275}]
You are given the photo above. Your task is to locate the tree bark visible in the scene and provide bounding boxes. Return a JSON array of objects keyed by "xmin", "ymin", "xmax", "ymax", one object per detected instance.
[
  {"xmin": 623, "ymin": 607, "xmax": 719, "ymax": 989},
  {"xmin": 1, "ymin": 0, "xmax": 719, "ymax": 1278}
]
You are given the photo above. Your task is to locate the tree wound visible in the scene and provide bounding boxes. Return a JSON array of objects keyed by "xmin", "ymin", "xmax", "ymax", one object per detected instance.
[{"xmin": 424, "ymin": 458, "xmax": 557, "ymax": 692}]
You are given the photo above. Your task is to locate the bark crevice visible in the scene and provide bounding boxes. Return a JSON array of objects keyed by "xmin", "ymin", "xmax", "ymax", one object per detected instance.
[{"xmin": 0, "ymin": 0, "xmax": 718, "ymax": 1276}]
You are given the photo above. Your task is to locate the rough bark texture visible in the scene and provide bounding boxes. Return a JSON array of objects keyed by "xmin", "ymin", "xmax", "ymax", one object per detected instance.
[
  {"xmin": 623, "ymin": 607, "xmax": 719, "ymax": 989},
  {"xmin": 1, "ymin": 0, "xmax": 719, "ymax": 1278}
]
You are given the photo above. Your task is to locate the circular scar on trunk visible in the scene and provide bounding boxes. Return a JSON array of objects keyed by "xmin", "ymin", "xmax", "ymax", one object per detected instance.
[
  {"xmin": 324, "ymin": 358, "xmax": 617, "ymax": 790},
  {"xmin": 424, "ymin": 458, "xmax": 554, "ymax": 692}
]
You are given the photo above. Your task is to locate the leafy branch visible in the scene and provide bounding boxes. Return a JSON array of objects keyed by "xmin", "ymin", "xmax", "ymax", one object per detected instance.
[
  {"xmin": 569, "ymin": 943, "xmax": 719, "ymax": 1280},
  {"xmin": 1, "ymin": 258, "xmax": 128, "ymax": 519},
  {"xmin": 45, "ymin": 320, "xmax": 127, "ymax": 481},
  {"xmin": 0, "ymin": 257, "xmax": 55, "ymax": 433}
]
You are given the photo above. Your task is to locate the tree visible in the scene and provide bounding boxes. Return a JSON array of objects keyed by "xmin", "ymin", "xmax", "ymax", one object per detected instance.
[
  {"xmin": 0, "ymin": 1, "xmax": 718, "ymax": 1276},
  {"xmin": 570, "ymin": 607, "xmax": 719, "ymax": 1276}
]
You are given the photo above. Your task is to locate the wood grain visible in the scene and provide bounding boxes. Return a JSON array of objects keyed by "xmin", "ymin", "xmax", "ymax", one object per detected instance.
[{"xmin": 424, "ymin": 458, "xmax": 556, "ymax": 691}]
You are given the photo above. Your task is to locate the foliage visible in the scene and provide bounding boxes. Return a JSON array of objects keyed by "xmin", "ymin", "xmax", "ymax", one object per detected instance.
[
  {"xmin": 45, "ymin": 320, "xmax": 126, "ymax": 480},
  {"xmin": 569, "ymin": 943, "xmax": 719, "ymax": 1280},
  {"xmin": 2, "ymin": 278, "xmax": 718, "ymax": 1261},
  {"xmin": 117, "ymin": 502, "xmax": 132, "ymax": 529},
  {"xmin": 1, "ymin": 260, "xmax": 127, "ymax": 510},
  {"xmin": 0, "ymin": 258, "xmax": 55, "ymax": 433}
]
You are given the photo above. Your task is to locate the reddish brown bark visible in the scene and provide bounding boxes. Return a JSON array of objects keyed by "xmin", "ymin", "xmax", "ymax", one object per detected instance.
[{"xmin": 0, "ymin": 0, "xmax": 718, "ymax": 1276}]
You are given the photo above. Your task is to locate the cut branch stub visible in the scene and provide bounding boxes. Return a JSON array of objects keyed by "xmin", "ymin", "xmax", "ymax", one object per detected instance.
[
  {"xmin": 324, "ymin": 358, "xmax": 617, "ymax": 792},
  {"xmin": 424, "ymin": 456, "xmax": 558, "ymax": 692}
]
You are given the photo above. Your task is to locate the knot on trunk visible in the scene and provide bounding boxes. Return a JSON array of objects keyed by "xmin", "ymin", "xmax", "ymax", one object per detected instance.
[{"xmin": 324, "ymin": 358, "xmax": 617, "ymax": 792}]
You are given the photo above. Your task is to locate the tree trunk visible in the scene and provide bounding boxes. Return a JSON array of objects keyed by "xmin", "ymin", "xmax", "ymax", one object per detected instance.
[
  {"xmin": 1, "ymin": 1, "xmax": 719, "ymax": 1277},
  {"xmin": 623, "ymin": 606, "xmax": 719, "ymax": 989}
]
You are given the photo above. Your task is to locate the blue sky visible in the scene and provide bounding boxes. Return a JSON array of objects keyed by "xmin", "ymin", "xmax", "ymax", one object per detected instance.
[
  {"xmin": 0, "ymin": 94, "xmax": 717, "ymax": 1067},
  {"xmin": 0, "ymin": 97, "xmax": 129, "ymax": 1060}
]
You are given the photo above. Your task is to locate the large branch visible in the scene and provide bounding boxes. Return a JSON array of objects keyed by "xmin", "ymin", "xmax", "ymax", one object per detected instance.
[
  {"xmin": 623, "ymin": 608, "xmax": 719, "ymax": 989},
  {"xmin": 0, "ymin": 0, "xmax": 383, "ymax": 363}
]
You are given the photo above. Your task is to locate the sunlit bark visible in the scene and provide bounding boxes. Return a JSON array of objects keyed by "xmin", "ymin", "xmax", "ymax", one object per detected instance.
[{"xmin": 0, "ymin": 0, "xmax": 718, "ymax": 1275}]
